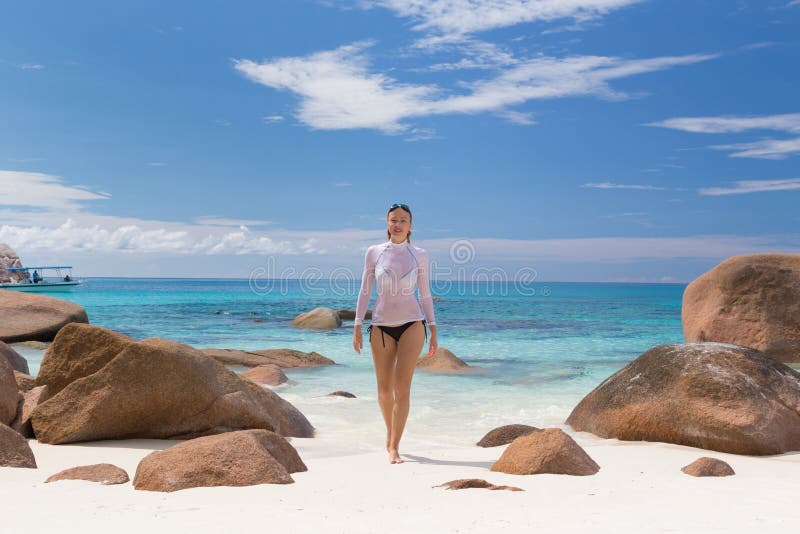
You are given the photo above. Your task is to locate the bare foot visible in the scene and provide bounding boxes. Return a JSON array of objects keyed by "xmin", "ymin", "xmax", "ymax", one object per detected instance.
[{"xmin": 388, "ymin": 448, "xmax": 403, "ymax": 464}]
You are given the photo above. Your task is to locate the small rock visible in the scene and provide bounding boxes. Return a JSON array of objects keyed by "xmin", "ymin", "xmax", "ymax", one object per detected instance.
[
  {"xmin": 0, "ymin": 341, "xmax": 29, "ymax": 374},
  {"xmin": 0, "ymin": 244, "xmax": 26, "ymax": 283},
  {"xmin": 491, "ymin": 428, "xmax": 599, "ymax": 476},
  {"xmin": 0, "ymin": 357, "xmax": 18, "ymax": 425},
  {"xmin": 477, "ymin": 424, "xmax": 540, "ymax": 447},
  {"xmin": 435, "ymin": 479, "xmax": 523, "ymax": 491},
  {"xmin": 46, "ymin": 463, "xmax": 130, "ymax": 485},
  {"xmin": 241, "ymin": 365, "xmax": 288, "ymax": 386},
  {"xmin": 291, "ymin": 307, "xmax": 342, "ymax": 330},
  {"xmin": 14, "ymin": 371, "xmax": 36, "ymax": 392},
  {"xmin": 11, "ymin": 385, "xmax": 48, "ymax": 438},
  {"xmin": 252, "ymin": 318, "xmax": 265, "ymax": 323},
  {"xmin": 327, "ymin": 391, "xmax": 356, "ymax": 398},
  {"xmin": 202, "ymin": 348, "xmax": 334, "ymax": 369},
  {"xmin": 681, "ymin": 457, "xmax": 735, "ymax": 477},
  {"xmin": 0, "ymin": 423, "xmax": 36, "ymax": 468},
  {"xmin": 416, "ymin": 348, "xmax": 472, "ymax": 373},
  {"xmin": 133, "ymin": 429, "xmax": 306, "ymax": 492}
]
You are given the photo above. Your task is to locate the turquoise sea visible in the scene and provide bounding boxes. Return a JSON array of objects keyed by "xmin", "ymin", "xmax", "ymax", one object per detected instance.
[{"xmin": 18, "ymin": 278, "xmax": 686, "ymax": 454}]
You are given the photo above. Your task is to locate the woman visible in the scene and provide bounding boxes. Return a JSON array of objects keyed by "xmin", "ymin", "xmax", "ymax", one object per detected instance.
[{"xmin": 353, "ymin": 203, "xmax": 438, "ymax": 464}]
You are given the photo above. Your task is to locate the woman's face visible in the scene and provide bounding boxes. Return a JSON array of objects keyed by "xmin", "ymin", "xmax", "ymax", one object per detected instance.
[{"xmin": 387, "ymin": 208, "xmax": 412, "ymax": 241}]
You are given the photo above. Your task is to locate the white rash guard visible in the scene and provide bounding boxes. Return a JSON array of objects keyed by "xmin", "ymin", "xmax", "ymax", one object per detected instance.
[{"xmin": 354, "ymin": 240, "xmax": 436, "ymax": 327}]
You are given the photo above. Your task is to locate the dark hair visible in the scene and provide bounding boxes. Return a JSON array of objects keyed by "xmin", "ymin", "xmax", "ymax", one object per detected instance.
[{"xmin": 387, "ymin": 203, "xmax": 412, "ymax": 243}]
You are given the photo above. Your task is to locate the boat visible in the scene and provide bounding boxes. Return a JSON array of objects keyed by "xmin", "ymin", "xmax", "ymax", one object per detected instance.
[{"xmin": 0, "ymin": 266, "xmax": 82, "ymax": 292}]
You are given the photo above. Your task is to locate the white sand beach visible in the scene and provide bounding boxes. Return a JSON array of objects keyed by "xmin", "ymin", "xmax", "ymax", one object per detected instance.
[{"xmin": 3, "ymin": 431, "xmax": 799, "ymax": 534}]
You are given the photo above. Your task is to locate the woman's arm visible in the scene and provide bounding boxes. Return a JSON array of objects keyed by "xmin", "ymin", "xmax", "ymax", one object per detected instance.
[
  {"xmin": 354, "ymin": 246, "xmax": 375, "ymax": 326},
  {"xmin": 417, "ymin": 249, "xmax": 438, "ymax": 356},
  {"xmin": 353, "ymin": 246, "xmax": 375, "ymax": 354}
]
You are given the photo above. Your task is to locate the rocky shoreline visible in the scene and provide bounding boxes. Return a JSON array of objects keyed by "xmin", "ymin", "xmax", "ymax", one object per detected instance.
[{"xmin": 1, "ymin": 253, "xmax": 799, "ymax": 516}]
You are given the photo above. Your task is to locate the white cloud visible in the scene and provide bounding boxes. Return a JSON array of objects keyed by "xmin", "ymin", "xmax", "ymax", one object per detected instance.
[
  {"xmin": 2, "ymin": 171, "xmax": 797, "ymax": 275},
  {"xmin": 646, "ymin": 113, "xmax": 800, "ymax": 159},
  {"xmin": 646, "ymin": 113, "xmax": 800, "ymax": 134},
  {"xmin": 404, "ymin": 128, "xmax": 439, "ymax": 141},
  {"xmin": 193, "ymin": 217, "xmax": 274, "ymax": 227},
  {"xmin": 18, "ymin": 63, "xmax": 44, "ymax": 70},
  {"xmin": 236, "ymin": 42, "xmax": 714, "ymax": 133},
  {"xmin": 411, "ymin": 39, "xmax": 519, "ymax": 71},
  {"xmin": 433, "ymin": 53, "xmax": 715, "ymax": 115},
  {"xmin": 582, "ymin": 182, "xmax": 668, "ymax": 190},
  {"xmin": 495, "ymin": 109, "xmax": 536, "ymax": 125},
  {"xmin": 334, "ymin": 181, "xmax": 353, "ymax": 187},
  {"xmin": 0, "ymin": 216, "xmax": 344, "ymax": 256},
  {"xmin": 146, "ymin": 162, "xmax": 166, "ymax": 167},
  {"xmin": 263, "ymin": 115, "xmax": 284, "ymax": 123},
  {"xmin": 0, "ymin": 219, "xmax": 324, "ymax": 255},
  {"xmin": 4, "ymin": 212, "xmax": 798, "ymax": 267},
  {"xmin": 698, "ymin": 178, "xmax": 800, "ymax": 196},
  {"xmin": 0, "ymin": 171, "xmax": 110, "ymax": 210},
  {"xmin": 599, "ymin": 211, "xmax": 647, "ymax": 218},
  {"xmin": 234, "ymin": 41, "xmax": 439, "ymax": 133},
  {"xmin": 364, "ymin": 0, "xmax": 644, "ymax": 39},
  {"xmin": 420, "ymin": 234, "xmax": 800, "ymax": 263},
  {"xmin": 710, "ymin": 137, "xmax": 800, "ymax": 159}
]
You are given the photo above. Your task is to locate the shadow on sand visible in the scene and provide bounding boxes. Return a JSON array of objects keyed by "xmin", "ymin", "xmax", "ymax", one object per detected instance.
[{"xmin": 402, "ymin": 454, "xmax": 494, "ymax": 469}]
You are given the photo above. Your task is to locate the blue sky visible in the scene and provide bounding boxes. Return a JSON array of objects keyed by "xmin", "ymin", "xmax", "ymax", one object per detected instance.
[{"xmin": 1, "ymin": 0, "xmax": 799, "ymax": 282}]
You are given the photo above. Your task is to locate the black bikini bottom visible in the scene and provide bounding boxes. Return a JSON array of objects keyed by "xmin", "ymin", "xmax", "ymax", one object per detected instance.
[{"xmin": 368, "ymin": 320, "xmax": 427, "ymax": 348}]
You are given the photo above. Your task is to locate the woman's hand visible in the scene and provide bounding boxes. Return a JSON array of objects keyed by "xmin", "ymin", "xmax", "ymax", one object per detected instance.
[
  {"xmin": 427, "ymin": 335, "xmax": 438, "ymax": 357},
  {"xmin": 353, "ymin": 325, "xmax": 363, "ymax": 354},
  {"xmin": 427, "ymin": 324, "xmax": 438, "ymax": 357}
]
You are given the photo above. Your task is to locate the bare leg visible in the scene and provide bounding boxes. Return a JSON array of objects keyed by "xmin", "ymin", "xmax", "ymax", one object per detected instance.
[
  {"xmin": 370, "ymin": 327, "xmax": 398, "ymax": 455},
  {"xmin": 389, "ymin": 321, "xmax": 425, "ymax": 464}
]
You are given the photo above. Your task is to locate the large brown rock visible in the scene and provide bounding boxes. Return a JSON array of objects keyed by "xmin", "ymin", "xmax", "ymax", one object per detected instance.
[
  {"xmin": 0, "ymin": 356, "xmax": 18, "ymax": 425},
  {"xmin": 202, "ymin": 347, "xmax": 334, "ymax": 369},
  {"xmin": 241, "ymin": 364, "xmax": 288, "ymax": 386},
  {"xmin": 567, "ymin": 343, "xmax": 800, "ymax": 455},
  {"xmin": 11, "ymin": 385, "xmax": 48, "ymax": 438},
  {"xmin": 31, "ymin": 327, "xmax": 313, "ymax": 444},
  {"xmin": 477, "ymin": 424, "xmax": 540, "ymax": 447},
  {"xmin": 46, "ymin": 463, "xmax": 130, "ymax": 485},
  {"xmin": 681, "ymin": 457, "xmax": 735, "ymax": 477},
  {"xmin": 133, "ymin": 429, "xmax": 306, "ymax": 492},
  {"xmin": 36, "ymin": 323, "xmax": 134, "ymax": 395},
  {"xmin": 0, "ymin": 243, "xmax": 25, "ymax": 283},
  {"xmin": 0, "ymin": 423, "xmax": 36, "ymax": 468},
  {"xmin": 291, "ymin": 307, "xmax": 342, "ymax": 330},
  {"xmin": 416, "ymin": 348, "xmax": 473, "ymax": 373},
  {"xmin": 0, "ymin": 290, "xmax": 89, "ymax": 343},
  {"xmin": 491, "ymin": 428, "xmax": 599, "ymax": 476},
  {"xmin": 683, "ymin": 254, "xmax": 800, "ymax": 363},
  {"xmin": 0, "ymin": 341, "xmax": 29, "ymax": 374}
]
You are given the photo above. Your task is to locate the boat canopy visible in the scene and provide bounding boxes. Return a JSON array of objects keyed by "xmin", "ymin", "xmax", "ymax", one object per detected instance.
[{"xmin": 5, "ymin": 266, "xmax": 74, "ymax": 270}]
